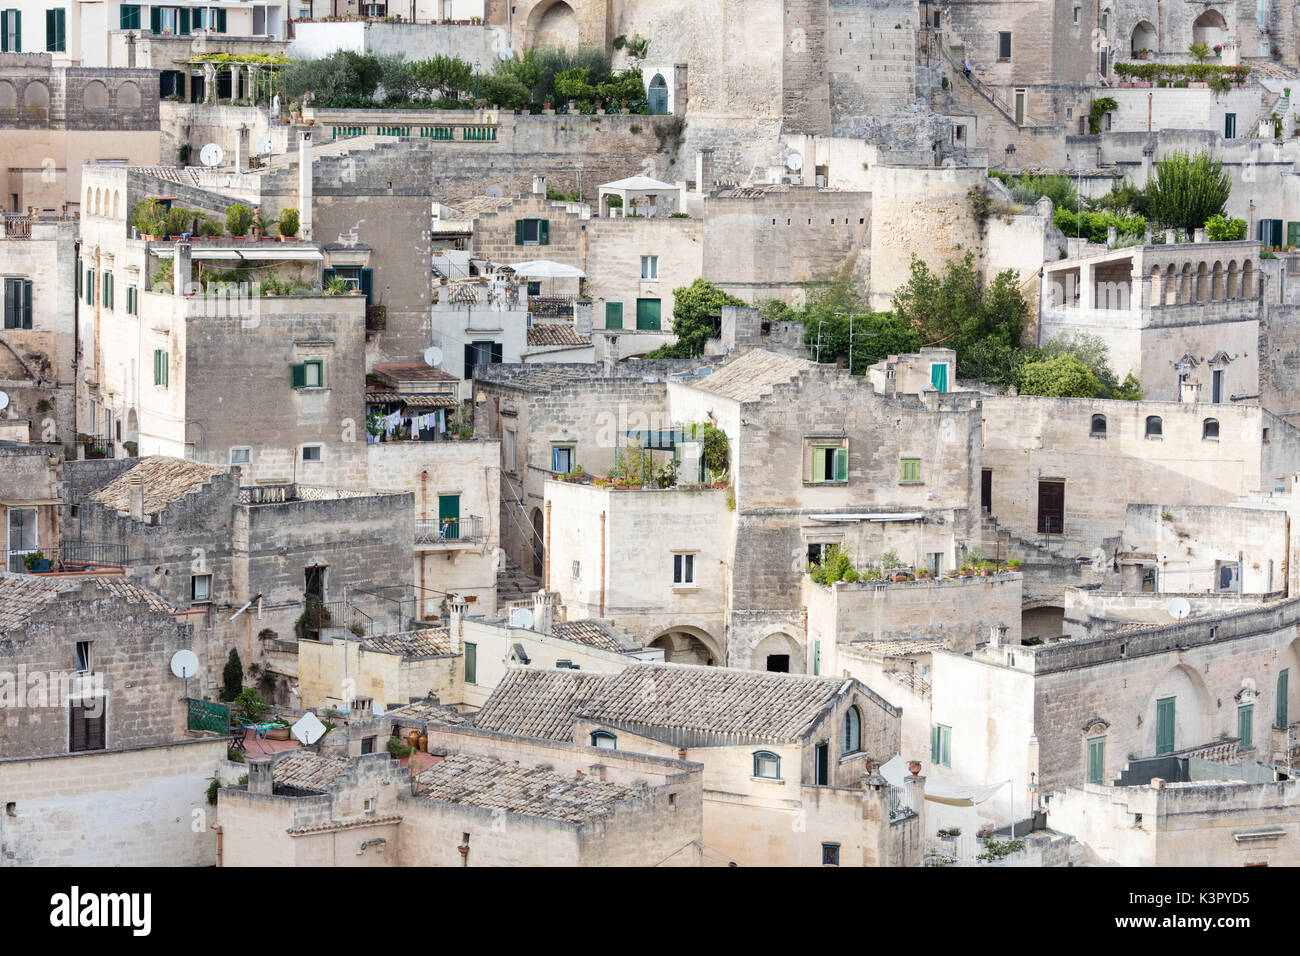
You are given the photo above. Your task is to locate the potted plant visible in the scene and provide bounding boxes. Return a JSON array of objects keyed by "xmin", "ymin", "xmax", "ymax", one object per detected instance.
[
  {"xmin": 226, "ymin": 203, "xmax": 253, "ymax": 241},
  {"xmin": 23, "ymin": 550, "xmax": 51, "ymax": 573},
  {"xmin": 1213, "ymin": 44, "xmax": 1223, "ymax": 57},
  {"xmin": 266, "ymin": 721, "xmax": 291, "ymax": 741},
  {"xmin": 277, "ymin": 207, "xmax": 299, "ymax": 241},
  {"xmin": 908, "ymin": 760, "xmax": 922, "ymax": 776},
  {"xmin": 324, "ymin": 275, "xmax": 351, "ymax": 295}
]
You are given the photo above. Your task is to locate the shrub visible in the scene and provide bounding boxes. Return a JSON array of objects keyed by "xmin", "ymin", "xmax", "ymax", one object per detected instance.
[
  {"xmin": 1145, "ymin": 151, "xmax": 1231, "ymax": 235},
  {"xmin": 227, "ymin": 747, "xmax": 244, "ymax": 763},
  {"xmin": 206, "ymin": 779, "xmax": 220, "ymax": 805},
  {"xmin": 225, "ymin": 204, "xmax": 253, "ymax": 236},
  {"xmin": 387, "ymin": 737, "xmax": 414, "ymax": 758},
  {"xmin": 1205, "ymin": 213, "xmax": 1247, "ymax": 241},
  {"xmin": 164, "ymin": 206, "xmax": 195, "ymax": 236},
  {"xmin": 232, "ymin": 687, "xmax": 268, "ymax": 723},
  {"xmin": 277, "ymin": 207, "xmax": 299, "ymax": 238},
  {"xmin": 132, "ymin": 198, "xmax": 166, "ymax": 237},
  {"xmin": 222, "ymin": 648, "xmax": 243, "ymax": 702},
  {"xmin": 1018, "ymin": 353, "xmax": 1102, "ymax": 398}
]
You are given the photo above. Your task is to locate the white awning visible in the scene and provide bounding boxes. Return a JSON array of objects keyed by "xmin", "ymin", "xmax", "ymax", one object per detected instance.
[
  {"xmin": 924, "ymin": 779, "xmax": 1010, "ymax": 807},
  {"xmin": 508, "ymin": 259, "xmax": 585, "ymax": 278},
  {"xmin": 153, "ymin": 248, "xmax": 324, "ymax": 261},
  {"xmin": 808, "ymin": 513, "xmax": 925, "ymax": 523}
]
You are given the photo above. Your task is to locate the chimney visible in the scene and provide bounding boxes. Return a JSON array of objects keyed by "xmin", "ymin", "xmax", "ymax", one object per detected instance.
[
  {"xmin": 532, "ymin": 174, "xmax": 546, "ymax": 197},
  {"xmin": 124, "ymin": 32, "xmax": 136, "ymax": 68},
  {"xmin": 1193, "ymin": 228, "xmax": 1207, "ymax": 243},
  {"xmin": 1181, "ymin": 378, "xmax": 1202, "ymax": 403},
  {"xmin": 602, "ymin": 335, "xmax": 618, "ymax": 375},
  {"xmin": 174, "ymin": 240, "xmax": 191, "ymax": 298},
  {"xmin": 234, "ymin": 125, "xmax": 247, "ymax": 173},
  {"xmin": 298, "ymin": 131, "xmax": 313, "ymax": 241},
  {"xmin": 574, "ymin": 299, "xmax": 592, "ymax": 336},
  {"xmin": 128, "ymin": 472, "xmax": 145, "ymax": 520},
  {"xmin": 991, "ymin": 623, "xmax": 1010, "ymax": 647},
  {"xmin": 447, "ymin": 597, "xmax": 468, "ymax": 653},
  {"xmin": 533, "ymin": 590, "xmax": 555, "ymax": 636},
  {"xmin": 247, "ymin": 758, "xmax": 274, "ymax": 795},
  {"xmin": 696, "ymin": 148, "xmax": 714, "ymax": 195}
]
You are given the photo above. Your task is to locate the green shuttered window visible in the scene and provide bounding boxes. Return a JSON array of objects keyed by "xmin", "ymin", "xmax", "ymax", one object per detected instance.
[{"xmin": 45, "ymin": 8, "xmax": 65, "ymax": 52}]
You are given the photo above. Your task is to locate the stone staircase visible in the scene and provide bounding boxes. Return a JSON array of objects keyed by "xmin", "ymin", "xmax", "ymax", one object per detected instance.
[
  {"xmin": 496, "ymin": 554, "xmax": 540, "ymax": 607},
  {"xmin": 979, "ymin": 512, "xmax": 1078, "ymax": 564}
]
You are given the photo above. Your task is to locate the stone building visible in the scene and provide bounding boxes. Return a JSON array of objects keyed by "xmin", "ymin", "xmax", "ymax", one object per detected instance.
[
  {"xmin": 472, "ymin": 661, "xmax": 921, "ymax": 866},
  {"xmin": 1, "ymin": 442, "xmax": 60, "ymax": 573}
]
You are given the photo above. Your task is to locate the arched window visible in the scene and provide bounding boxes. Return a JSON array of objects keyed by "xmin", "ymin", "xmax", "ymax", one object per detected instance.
[
  {"xmin": 648, "ymin": 73, "xmax": 668, "ymax": 115},
  {"xmin": 1203, "ymin": 418, "xmax": 1219, "ymax": 439},
  {"xmin": 843, "ymin": 706, "xmax": 862, "ymax": 754},
  {"xmin": 590, "ymin": 731, "xmax": 617, "ymax": 750},
  {"xmin": 1145, "ymin": 416, "xmax": 1163, "ymax": 437},
  {"xmin": 752, "ymin": 750, "xmax": 781, "ymax": 779},
  {"xmin": 1090, "ymin": 414, "xmax": 1107, "ymax": 437}
]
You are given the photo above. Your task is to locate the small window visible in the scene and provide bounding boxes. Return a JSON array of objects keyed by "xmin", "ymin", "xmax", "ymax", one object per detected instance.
[
  {"xmin": 998, "ymin": 31, "xmax": 1012, "ymax": 60},
  {"xmin": 1203, "ymin": 418, "xmax": 1219, "ymax": 440},
  {"xmin": 809, "ymin": 442, "xmax": 848, "ymax": 483},
  {"xmin": 304, "ymin": 360, "xmax": 322, "ymax": 388},
  {"xmin": 1145, "ymin": 416, "xmax": 1162, "ymax": 437},
  {"xmin": 360, "ymin": 736, "xmax": 376, "ymax": 754},
  {"xmin": 302, "ymin": 445, "xmax": 322, "ymax": 462},
  {"xmin": 591, "ymin": 731, "xmax": 617, "ymax": 750},
  {"xmin": 753, "ymin": 750, "xmax": 781, "ymax": 779},
  {"xmin": 640, "ymin": 255, "xmax": 659, "ymax": 280},
  {"xmin": 191, "ymin": 573, "xmax": 212, "ymax": 602},
  {"xmin": 230, "ymin": 447, "xmax": 251, "ymax": 465},
  {"xmin": 931, "ymin": 724, "xmax": 952, "ymax": 767},
  {"xmin": 2, "ymin": 277, "xmax": 33, "ymax": 329},
  {"xmin": 900, "ymin": 458, "xmax": 921, "ymax": 483},
  {"xmin": 551, "ymin": 443, "xmax": 575, "ymax": 474},
  {"xmin": 1072, "ymin": 6, "xmax": 1079, "ymax": 23},
  {"xmin": 1090, "ymin": 414, "xmax": 1106, "ymax": 437},
  {"xmin": 464, "ymin": 642, "xmax": 477, "ymax": 684},
  {"xmin": 822, "ymin": 843, "xmax": 840, "ymax": 866},
  {"xmin": 1238, "ymin": 704, "xmax": 1254, "ymax": 750},
  {"xmin": 843, "ymin": 705, "xmax": 862, "ymax": 754},
  {"xmin": 673, "ymin": 552, "xmax": 695, "ymax": 585},
  {"xmin": 152, "ymin": 348, "xmax": 168, "ymax": 387},
  {"xmin": 515, "ymin": 218, "xmax": 549, "ymax": 245},
  {"xmin": 363, "ymin": 797, "xmax": 375, "ymax": 814},
  {"xmin": 74, "ymin": 641, "xmax": 92, "ymax": 674}
]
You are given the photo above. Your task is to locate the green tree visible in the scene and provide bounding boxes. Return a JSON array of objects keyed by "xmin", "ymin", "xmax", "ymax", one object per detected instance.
[
  {"xmin": 1017, "ymin": 353, "xmax": 1102, "ymax": 398},
  {"xmin": 222, "ymin": 648, "xmax": 243, "ymax": 702},
  {"xmin": 554, "ymin": 66, "xmax": 597, "ymax": 106},
  {"xmin": 1204, "ymin": 213, "xmax": 1247, "ymax": 241},
  {"xmin": 646, "ymin": 279, "xmax": 746, "ymax": 358},
  {"xmin": 804, "ymin": 312, "xmax": 922, "ymax": 372},
  {"xmin": 1145, "ymin": 151, "xmax": 1231, "ymax": 234}
]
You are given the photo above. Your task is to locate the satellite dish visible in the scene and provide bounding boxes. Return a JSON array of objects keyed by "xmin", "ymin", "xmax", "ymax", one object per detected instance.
[
  {"xmin": 199, "ymin": 143, "xmax": 225, "ymax": 167},
  {"xmin": 423, "ymin": 346, "xmax": 444, "ymax": 367},
  {"xmin": 0, "ymin": 391, "xmax": 9, "ymax": 411},
  {"xmin": 498, "ymin": 46, "xmax": 515, "ymax": 62},
  {"xmin": 1167, "ymin": 597, "xmax": 1192, "ymax": 621},
  {"xmin": 484, "ymin": 185, "xmax": 504, "ymax": 198},
  {"xmin": 292, "ymin": 711, "xmax": 327, "ymax": 746},
  {"xmin": 169, "ymin": 649, "xmax": 200, "ymax": 679},
  {"xmin": 509, "ymin": 607, "xmax": 535, "ymax": 630},
  {"xmin": 786, "ymin": 151, "xmax": 803, "ymax": 172},
  {"xmin": 256, "ymin": 136, "xmax": 273, "ymax": 155}
]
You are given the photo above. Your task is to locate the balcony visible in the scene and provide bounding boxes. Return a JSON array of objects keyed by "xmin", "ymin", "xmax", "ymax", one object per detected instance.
[
  {"xmin": 414, "ymin": 515, "xmax": 484, "ymax": 549},
  {"xmin": 528, "ymin": 294, "xmax": 575, "ymax": 319}
]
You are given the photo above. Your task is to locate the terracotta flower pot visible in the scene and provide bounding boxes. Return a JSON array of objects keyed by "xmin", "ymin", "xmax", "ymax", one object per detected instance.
[{"xmin": 909, "ymin": 760, "xmax": 921, "ymax": 776}]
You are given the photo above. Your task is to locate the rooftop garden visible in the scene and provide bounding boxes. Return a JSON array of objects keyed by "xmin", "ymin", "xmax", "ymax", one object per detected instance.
[
  {"xmin": 808, "ymin": 545, "xmax": 1023, "ymax": 585},
  {"xmin": 134, "ymin": 199, "xmax": 302, "ymax": 243}
]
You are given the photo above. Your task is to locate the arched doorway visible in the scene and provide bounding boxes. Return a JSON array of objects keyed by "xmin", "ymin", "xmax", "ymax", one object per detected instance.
[
  {"xmin": 648, "ymin": 73, "xmax": 668, "ymax": 115},
  {"xmin": 1022, "ymin": 604, "xmax": 1065, "ymax": 641},
  {"xmin": 528, "ymin": 0, "xmax": 580, "ymax": 53},
  {"xmin": 1192, "ymin": 10, "xmax": 1228, "ymax": 48},
  {"xmin": 530, "ymin": 507, "xmax": 544, "ymax": 578},
  {"xmin": 1131, "ymin": 20, "xmax": 1156, "ymax": 56},
  {"xmin": 650, "ymin": 627, "xmax": 722, "ymax": 666},
  {"xmin": 1146, "ymin": 664, "xmax": 1211, "ymax": 756},
  {"xmin": 125, "ymin": 408, "xmax": 139, "ymax": 456},
  {"xmin": 751, "ymin": 632, "xmax": 804, "ymax": 673}
]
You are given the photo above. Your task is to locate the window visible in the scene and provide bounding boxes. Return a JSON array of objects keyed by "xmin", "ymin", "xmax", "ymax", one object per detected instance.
[
  {"xmin": 230, "ymin": 447, "xmax": 251, "ymax": 466},
  {"xmin": 551, "ymin": 444, "xmax": 575, "ymax": 474},
  {"xmin": 290, "ymin": 359, "xmax": 323, "ymax": 389},
  {"xmin": 1, "ymin": 8, "xmax": 21, "ymax": 52},
  {"xmin": 191, "ymin": 573, "xmax": 212, "ymax": 602},
  {"xmin": 360, "ymin": 736, "xmax": 376, "ymax": 755},
  {"xmin": 930, "ymin": 724, "xmax": 952, "ymax": 767},
  {"xmin": 1086, "ymin": 736, "xmax": 1105, "ymax": 785},
  {"xmin": 69, "ymin": 699, "xmax": 106, "ymax": 752},
  {"xmin": 464, "ymin": 642, "xmax": 477, "ymax": 684},
  {"xmin": 120, "ymin": 4, "xmax": 141, "ymax": 29},
  {"xmin": 900, "ymin": 458, "xmax": 921, "ymax": 484},
  {"xmin": 84, "ymin": 267, "xmax": 94, "ymax": 305},
  {"xmin": 463, "ymin": 341, "xmax": 502, "ymax": 380},
  {"xmin": 74, "ymin": 641, "xmax": 92, "ymax": 674},
  {"xmin": 3, "ymin": 278, "xmax": 32, "ymax": 329},
  {"xmin": 605, "ymin": 301, "xmax": 623, "ymax": 329},
  {"xmin": 591, "ymin": 731, "xmax": 617, "ymax": 750},
  {"xmin": 843, "ymin": 706, "xmax": 862, "ymax": 754},
  {"xmin": 807, "ymin": 540, "xmax": 841, "ymax": 566},
  {"xmin": 99, "ymin": 270, "xmax": 112, "ymax": 308},
  {"xmin": 504, "ymin": 429, "xmax": 516, "ymax": 471},
  {"xmin": 1224, "ymin": 113, "xmax": 1237, "ymax": 139},
  {"xmin": 514, "ymin": 218, "xmax": 549, "ymax": 245},
  {"xmin": 127, "ymin": 286, "xmax": 137, "ymax": 315},
  {"xmin": 1072, "ymin": 6, "xmax": 1079, "ymax": 23},
  {"xmin": 45, "ymin": 8, "xmax": 64, "ymax": 52},
  {"xmin": 929, "ymin": 361, "xmax": 949, "ymax": 393},
  {"xmin": 8, "ymin": 506, "xmax": 37, "ymax": 570},
  {"xmin": 301, "ymin": 445, "xmax": 322, "ymax": 462},
  {"xmin": 814, "ymin": 741, "xmax": 829, "ymax": 784},
  {"xmin": 1211, "ymin": 368, "xmax": 1224, "ymax": 404},
  {"xmin": 636, "ymin": 297, "xmax": 662, "ymax": 330},
  {"xmin": 1155, "ymin": 696, "xmax": 1175, "ymax": 755},
  {"xmin": 152, "ymin": 348, "xmax": 168, "ymax": 387},
  {"xmin": 526, "ymin": 280, "xmax": 541, "ymax": 297},
  {"xmin": 998, "ymin": 31, "xmax": 1011, "ymax": 60},
  {"xmin": 1238, "ymin": 704, "xmax": 1254, "ymax": 750},
  {"xmin": 1203, "ymin": 418, "xmax": 1219, "ymax": 440},
  {"xmin": 1145, "ymin": 415, "xmax": 1162, "ymax": 437},
  {"xmin": 809, "ymin": 443, "xmax": 848, "ymax": 483},
  {"xmin": 640, "ymin": 255, "xmax": 658, "ymax": 280},
  {"xmin": 1090, "ymin": 414, "xmax": 1107, "ymax": 437},
  {"xmin": 673, "ymin": 552, "xmax": 695, "ymax": 585},
  {"xmin": 1278, "ymin": 670, "xmax": 1289, "ymax": 729},
  {"xmin": 304, "ymin": 565, "xmax": 325, "ymax": 600},
  {"xmin": 821, "ymin": 843, "xmax": 840, "ymax": 866}
]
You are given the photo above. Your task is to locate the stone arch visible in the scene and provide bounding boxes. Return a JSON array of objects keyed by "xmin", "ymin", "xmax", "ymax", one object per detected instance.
[
  {"xmin": 1211, "ymin": 260, "xmax": 1224, "ymax": 300},
  {"xmin": 1196, "ymin": 261, "xmax": 1209, "ymax": 302},
  {"xmin": 83, "ymin": 79, "xmax": 110, "ymax": 111},
  {"xmin": 648, "ymin": 72, "xmax": 669, "ymax": 115},
  {"xmin": 751, "ymin": 631, "xmax": 804, "ymax": 673},
  {"xmin": 1021, "ymin": 604, "xmax": 1065, "ymax": 642},
  {"xmin": 1192, "ymin": 10, "xmax": 1229, "ymax": 48},
  {"xmin": 22, "ymin": 80, "xmax": 49, "ymax": 118},
  {"xmin": 527, "ymin": 0, "xmax": 581, "ymax": 53},
  {"xmin": 1163, "ymin": 263, "xmax": 1178, "ymax": 304},
  {"xmin": 92, "ymin": 187, "xmax": 101, "ymax": 216},
  {"xmin": 1241, "ymin": 259, "xmax": 1254, "ymax": 299},
  {"xmin": 85, "ymin": 185, "xmax": 94, "ymax": 211},
  {"xmin": 112, "ymin": 189, "xmax": 121, "ymax": 219},
  {"xmin": 1179, "ymin": 262, "xmax": 1192, "ymax": 302},
  {"xmin": 126, "ymin": 407, "xmax": 139, "ymax": 447},
  {"xmin": 1148, "ymin": 264, "xmax": 1162, "ymax": 306},
  {"xmin": 1146, "ymin": 663, "xmax": 1212, "ymax": 756},
  {"xmin": 529, "ymin": 506, "xmax": 544, "ymax": 578},
  {"xmin": 0, "ymin": 80, "xmax": 16, "ymax": 114},
  {"xmin": 117, "ymin": 80, "xmax": 141, "ymax": 111},
  {"xmin": 1131, "ymin": 19, "xmax": 1156, "ymax": 55},
  {"xmin": 1226, "ymin": 260, "xmax": 1239, "ymax": 298},
  {"xmin": 650, "ymin": 626, "xmax": 723, "ymax": 666}
]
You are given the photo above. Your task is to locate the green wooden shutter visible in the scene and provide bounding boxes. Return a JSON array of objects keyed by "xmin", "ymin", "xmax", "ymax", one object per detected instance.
[
  {"xmin": 941, "ymin": 727, "xmax": 950, "ymax": 767},
  {"xmin": 291, "ymin": 363, "xmax": 306, "ymax": 388},
  {"xmin": 1086, "ymin": 736, "xmax": 1105, "ymax": 785},
  {"xmin": 1289, "ymin": 222, "xmax": 1300, "ymax": 250},
  {"xmin": 490, "ymin": 342, "xmax": 503, "ymax": 363},
  {"xmin": 1156, "ymin": 697, "xmax": 1175, "ymax": 754},
  {"xmin": 1278, "ymin": 670, "xmax": 1289, "ymax": 729},
  {"xmin": 45, "ymin": 9, "xmax": 54, "ymax": 50},
  {"xmin": 931, "ymin": 726, "xmax": 940, "ymax": 764},
  {"xmin": 464, "ymin": 642, "xmax": 477, "ymax": 684},
  {"xmin": 102, "ymin": 271, "xmax": 111, "ymax": 308},
  {"xmin": 636, "ymin": 298, "xmax": 661, "ymax": 330},
  {"xmin": 539, "ymin": 219, "xmax": 550, "ymax": 245},
  {"xmin": 216, "ymin": 8, "xmax": 227, "ymax": 31},
  {"xmin": 150, "ymin": 6, "xmax": 160, "ymax": 33},
  {"xmin": 179, "ymin": 8, "xmax": 190, "ymax": 34},
  {"xmin": 360, "ymin": 268, "xmax": 373, "ymax": 305},
  {"xmin": 834, "ymin": 447, "xmax": 848, "ymax": 482},
  {"xmin": 22, "ymin": 279, "xmax": 32, "ymax": 328},
  {"xmin": 605, "ymin": 301, "xmax": 623, "ymax": 329},
  {"xmin": 439, "ymin": 494, "xmax": 460, "ymax": 540},
  {"xmin": 930, "ymin": 362, "xmax": 948, "ymax": 392},
  {"xmin": 10, "ymin": 10, "xmax": 19, "ymax": 51},
  {"xmin": 811, "ymin": 447, "xmax": 826, "ymax": 483},
  {"xmin": 901, "ymin": 458, "xmax": 920, "ymax": 482},
  {"xmin": 321, "ymin": 268, "xmax": 336, "ymax": 288},
  {"xmin": 514, "ymin": 219, "xmax": 524, "ymax": 245},
  {"xmin": 1238, "ymin": 705, "xmax": 1253, "ymax": 750}
]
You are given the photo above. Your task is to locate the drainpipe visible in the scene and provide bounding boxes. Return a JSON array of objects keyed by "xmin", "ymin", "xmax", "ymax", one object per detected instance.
[
  {"xmin": 420, "ymin": 470, "xmax": 428, "ymax": 520},
  {"xmin": 73, "ymin": 238, "xmax": 81, "ymax": 437},
  {"xmin": 599, "ymin": 510, "xmax": 606, "ymax": 617},
  {"xmin": 212, "ymin": 823, "xmax": 222, "ymax": 867},
  {"xmin": 93, "ymin": 246, "xmax": 102, "ymax": 416},
  {"xmin": 544, "ymin": 500, "xmax": 552, "ymax": 589}
]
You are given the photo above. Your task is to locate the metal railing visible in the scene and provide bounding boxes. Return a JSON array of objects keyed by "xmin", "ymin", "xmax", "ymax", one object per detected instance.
[
  {"xmin": 3, "ymin": 214, "xmax": 32, "ymax": 239},
  {"xmin": 238, "ymin": 484, "xmax": 296, "ymax": 504},
  {"xmin": 415, "ymin": 515, "xmax": 484, "ymax": 546},
  {"xmin": 59, "ymin": 541, "xmax": 130, "ymax": 567},
  {"xmin": 528, "ymin": 294, "xmax": 575, "ymax": 318}
]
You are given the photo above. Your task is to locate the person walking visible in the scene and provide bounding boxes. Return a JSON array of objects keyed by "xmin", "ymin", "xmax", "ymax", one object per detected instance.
[{"xmin": 962, "ymin": 57, "xmax": 972, "ymax": 80}]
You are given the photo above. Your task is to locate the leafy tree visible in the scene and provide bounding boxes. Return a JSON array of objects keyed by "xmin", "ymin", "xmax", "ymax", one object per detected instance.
[
  {"xmin": 1145, "ymin": 151, "xmax": 1231, "ymax": 234},
  {"xmin": 1205, "ymin": 213, "xmax": 1247, "ymax": 241},
  {"xmin": 596, "ymin": 68, "xmax": 647, "ymax": 110},
  {"xmin": 554, "ymin": 66, "xmax": 597, "ymax": 107},
  {"xmin": 479, "ymin": 73, "xmax": 531, "ymax": 110},
  {"xmin": 232, "ymin": 687, "xmax": 268, "ymax": 723},
  {"xmin": 645, "ymin": 279, "xmax": 746, "ymax": 358},
  {"xmin": 222, "ymin": 649, "xmax": 243, "ymax": 702},
  {"xmin": 804, "ymin": 312, "xmax": 922, "ymax": 372},
  {"xmin": 413, "ymin": 54, "xmax": 473, "ymax": 101},
  {"xmin": 1017, "ymin": 353, "xmax": 1102, "ymax": 398}
]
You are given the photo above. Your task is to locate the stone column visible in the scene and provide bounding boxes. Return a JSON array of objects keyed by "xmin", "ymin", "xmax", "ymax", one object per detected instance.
[
  {"xmin": 1078, "ymin": 260, "xmax": 1094, "ymax": 312},
  {"xmin": 203, "ymin": 63, "xmax": 216, "ymax": 104}
]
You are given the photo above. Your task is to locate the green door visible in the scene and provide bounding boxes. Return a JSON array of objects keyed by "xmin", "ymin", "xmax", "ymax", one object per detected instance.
[
  {"xmin": 1278, "ymin": 669, "xmax": 1289, "ymax": 729},
  {"xmin": 439, "ymin": 493, "xmax": 460, "ymax": 541},
  {"xmin": 1224, "ymin": 112, "xmax": 1236, "ymax": 139},
  {"xmin": 1086, "ymin": 736, "xmax": 1105, "ymax": 785},
  {"xmin": 636, "ymin": 298, "xmax": 661, "ymax": 330},
  {"xmin": 605, "ymin": 301, "xmax": 623, "ymax": 329},
  {"xmin": 930, "ymin": 362, "xmax": 949, "ymax": 393},
  {"xmin": 1156, "ymin": 696, "xmax": 1176, "ymax": 755},
  {"xmin": 1238, "ymin": 705, "xmax": 1254, "ymax": 750}
]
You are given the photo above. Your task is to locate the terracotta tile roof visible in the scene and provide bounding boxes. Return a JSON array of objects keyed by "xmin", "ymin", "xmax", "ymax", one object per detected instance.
[
  {"xmin": 473, "ymin": 668, "xmax": 612, "ymax": 741},
  {"xmin": 271, "ymin": 751, "xmax": 348, "ymax": 793},
  {"xmin": 551, "ymin": 619, "xmax": 635, "ymax": 654},
  {"xmin": 885, "ymin": 670, "xmax": 932, "ymax": 700},
  {"xmin": 413, "ymin": 752, "xmax": 643, "ymax": 823},
  {"xmin": 527, "ymin": 324, "xmax": 590, "ymax": 348},
  {"xmin": 681, "ymin": 350, "xmax": 811, "ymax": 402},
  {"xmin": 287, "ymin": 814, "xmax": 402, "ymax": 835},
  {"xmin": 384, "ymin": 697, "xmax": 472, "ymax": 725},
  {"xmin": 853, "ymin": 639, "xmax": 946, "ymax": 656},
  {"xmin": 0, "ymin": 573, "xmax": 177, "ymax": 634},
  {"xmin": 394, "ymin": 394, "xmax": 458, "ymax": 408},
  {"xmin": 90, "ymin": 457, "xmax": 225, "ymax": 516},
  {"xmin": 372, "ymin": 363, "xmax": 459, "ymax": 385},
  {"xmin": 364, "ymin": 628, "xmax": 454, "ymax": 659}
]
